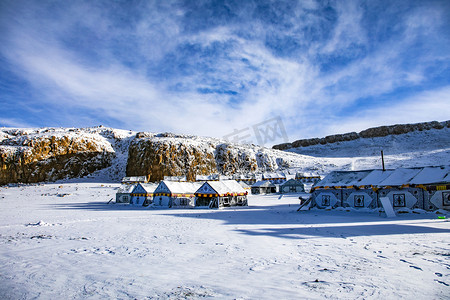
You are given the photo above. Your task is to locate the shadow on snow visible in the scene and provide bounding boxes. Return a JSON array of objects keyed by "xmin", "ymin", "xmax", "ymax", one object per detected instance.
[{"xmin": 49, "ymin": 201, "xmax": 450, "ymax": 239}]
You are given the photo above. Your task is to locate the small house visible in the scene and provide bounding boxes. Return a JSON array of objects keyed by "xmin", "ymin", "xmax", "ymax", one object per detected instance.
[
  {"xmin": 163, "ymin": 175, "xmax": 187, "ymax": 182},
  {"xmin": 153, "ymin": 181, "xmax": 201, "ymax": 208},
  {"xmin": 295, "ymin": 173, "xmax": 321, "ymax": 185},
  {"xmin": 195, "ymin": 180, "xmax": 248, "ymax": 208},
  {"xmin": 251, "ymin": 180, "xmax": 277, "ymax": 194},
  {"xmin": 116, "ymin": 184, "xmax": 135, "ymax": 203},
  {"xmin": 130, "ymin": 183, "xmax": 158, "ymax": 206},
  {"xmin": 232, "ymin": 174, "xmax": 258, "ymax": 185},
  {"xmin": 196, "ymin": 174, "xmax": 220, "ymax": 182},
  {"xmin": 121, "ymin": 176, "xmax": 148, "ymax": 185},
  {"xmin": 279, "ymin": 179, "xmax": 305, "ymax": 193},
  {"xmin": 262, "ymin": 172, "xmax": 287, "ymax": 184}
]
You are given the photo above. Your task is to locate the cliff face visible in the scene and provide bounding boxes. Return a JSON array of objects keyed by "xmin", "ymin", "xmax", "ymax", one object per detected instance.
[
  {"xmin": 0, "ymin": 127, "xmax": 299, "ymax": 185},
  {"xmin": 125, "ymin": 134, "xmax": 294, "ymax": 182},
  {"xmin": 273, "ymin": 120, "xmax": 450, "ymax": 150},
  {"xmin": 0, "ymin": 128, "xmax": 117, "ymax": 185},
  {"xmin": 126, "ymin": 136, "xmax": 217, "ymax": 182}
]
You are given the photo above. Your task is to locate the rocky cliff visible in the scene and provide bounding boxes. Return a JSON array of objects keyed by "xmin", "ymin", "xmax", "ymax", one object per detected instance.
[
  {"xmin": 125, "ymin": 133, "xmax": 296, "ymax": 182},
  {"xmin": 0, "ymin": 127, "xmax": 304, "ymax": 185},
  {"xmin": 273, "ymin": 120, "xmax": 450, "ymax": 150},
  {"xmin": 0, "ymin": 127, "xmax": 127, "ymax": 185},
  {"xmin": 2, "ymin": 119, "xmax": 448, "ymax": 185}
]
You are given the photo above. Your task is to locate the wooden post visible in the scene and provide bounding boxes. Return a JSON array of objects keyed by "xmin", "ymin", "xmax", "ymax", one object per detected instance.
[{"xmin": 381, "ymin": 150, "xmax": 385, "ymax": 171}]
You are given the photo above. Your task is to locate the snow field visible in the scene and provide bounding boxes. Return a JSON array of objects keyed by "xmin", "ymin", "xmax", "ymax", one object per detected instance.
[{"xmin": 0, "ymin": 183, "xmax": 449, "ymax": 299}]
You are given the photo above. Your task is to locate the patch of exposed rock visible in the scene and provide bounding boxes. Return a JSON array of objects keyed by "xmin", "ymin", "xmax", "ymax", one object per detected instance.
[
  {"xmin": 0, "ymin": 128, "xmax": 116, "ymax": 185},
  {"xmin": 126, "ymin": 134, "xmax": 294, "ymax": 182},
  {"xmin": 273, "ymin": 120, "xmax": 450, "ymax": 150}
]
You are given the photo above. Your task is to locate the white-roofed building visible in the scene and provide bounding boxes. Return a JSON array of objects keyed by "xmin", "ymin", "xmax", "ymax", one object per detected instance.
[
  {"xmin": 262, "ymin": 172, "xmax": 287, "ymax": 184},
  {"xmin": 310, "ymin": 166, "xmax": 450, "ymax": 211},
  {"xmin": 195, "ymin": 180, "xmax": 248, "ymax": 208},
  {"xmin": 163, "ymin": 175, "xmax": 187, "ymax": 182},
  {"xmin": 279, "ymin": 179, "xmax": 305, "ymax": 194},
  {"xmin": 130, "ymin": 183, "xmax": 158, "ymax": 206},
  {"xmin": 121, "ymin": 176, "xmax": 148, "ymax": 185},
  {"xmin": 116, "ymin": 184, "xmax": 135, "ymax": 203},
  {"xmin": 232, "ymin": 174, "xmax": 259, "ymax": 185},
  {"xmin": 153, "ymin": 181, "xmax": 201, "ymax": 208},
  {"xmin": 251, "ymin": 180, "xmax": 276, "ymax": 195},
  {"xmin": 195, "ymin": 174, "xmax": 220, "ymax": 182}
]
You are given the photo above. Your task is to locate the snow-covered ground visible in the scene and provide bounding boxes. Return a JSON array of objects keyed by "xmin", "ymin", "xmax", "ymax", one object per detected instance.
[{"xmin": 1, "ymin": 183, "xmax": 449, "ymax": 299}]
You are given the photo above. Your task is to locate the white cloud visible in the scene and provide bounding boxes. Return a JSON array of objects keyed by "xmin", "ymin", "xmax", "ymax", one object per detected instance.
[
  {"xmin": 324, "ymin": 86, "xmax": 450, "ymax": 135},
  {"xmin": 0, "ymin": 1, "xmax": 448, "ymax": 143}
]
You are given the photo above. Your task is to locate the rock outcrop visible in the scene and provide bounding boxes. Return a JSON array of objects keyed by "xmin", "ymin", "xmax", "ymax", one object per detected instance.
[
  {"xmin": 126, "ymin": 136, "xmax": 217, "ymax": 182},
  {"xmin": 0, "ymin": 127, "xmax": 116, "ymax": 185},
  {"xmin": 273, "ymin": 120, "xmax": 450, "ymax": 150},
  {"xmin": 125, "ymin": 134, "xmax": 294, "ymax": 182}
]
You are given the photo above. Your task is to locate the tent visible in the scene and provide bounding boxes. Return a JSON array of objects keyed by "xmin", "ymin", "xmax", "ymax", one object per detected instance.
[
  {"xmin": 195, "ymin": 180, "xmax": 248, "ymax": 208},
  {"xmin": 251, "ymin": 180, "xmax": 276, "ymax": 194},
  {"xmin": 130, "ymin": 183, "xmax": 158, "ymax": 206},
  {"xmin": 310, "ymin": 166, "xmax": 450, "ymax": 210},
  {"xmin": 153, "ymin": 181, "xmax": 201, "ymax": 208},
  {"xmin": 279, "ymin": 179, "xmax": 305, "ymax": 193}
]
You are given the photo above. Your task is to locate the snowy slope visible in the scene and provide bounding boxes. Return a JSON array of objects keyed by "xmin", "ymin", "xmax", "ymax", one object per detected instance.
[{"xmin": 0, "ymin": 183, "xmax": 448, "ymax": 299}]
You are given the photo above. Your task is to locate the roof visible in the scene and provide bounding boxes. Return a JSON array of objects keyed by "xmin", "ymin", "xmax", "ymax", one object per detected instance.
[
  {"xmin": 140, "ymin": 183, "xmax": 158, "ymax": 193},
  {"xmin": 232, "ymin": 174, "xmax": 256, "ymax": 180},
  {"xmin": 262, "ymin": 172, "xmax": 286, "ymax": 179},
  {"xmin": 238, "ymin": 181, "xmax": 251, "ymax": 189},
  {"xmin": 280, "ymin": 179, "xmax": 305, "ymax": 186},
  {"xmin": 161, "ymin": 181, "xmax": 202, "ymax": 194},
  {"xmin": 196, "ymin": 174, "xmax": 220, "ymax": 181},
  {"xmin": 116, "ymin": 184, "xmax": 136, "ymax": 194},
  {"xmin": 252, "ymin": 180, "xmax": 276, "ymax": 188},
  {"xmin": 408, "ymin": 166, "xmax": 450, "ymax": 185},
  {"xmin": 163, "ymin": 176, "xmax": 187, "ymax": 181},
  {"xmin": 122, "ymin": 176, "xmax": 147, "ymax": 183},
  {"xmin": 198, "ymin": 180, "xmax": 246, "ymax": 195},
  {"xmin": 378, "ymin": 168, "xmax": 423, "ymax": 186},
  {"xmin": 315, "ymin": 170, "xmax": 372, "ymax": 187},
  {"xmin": 314, "ymin": 165, "xmax": 450, "ymax": 188}
]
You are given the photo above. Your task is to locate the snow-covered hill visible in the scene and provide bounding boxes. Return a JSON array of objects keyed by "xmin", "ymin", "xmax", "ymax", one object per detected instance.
[{"xmin": 1, "ymin": 121, "xmax": 449, "ymax": 185}]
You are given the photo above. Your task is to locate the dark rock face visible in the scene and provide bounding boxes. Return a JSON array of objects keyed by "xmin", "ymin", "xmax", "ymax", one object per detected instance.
[
  {"xmin": 0, "ymin": 131, "xmax": 115, "ymax": 185},
  {"xmin": 273, "ymin": 120, "xmax": 450, "ymax": 150}
]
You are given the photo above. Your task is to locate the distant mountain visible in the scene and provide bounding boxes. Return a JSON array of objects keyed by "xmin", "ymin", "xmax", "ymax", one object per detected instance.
[
  {"xmin": 273, "ymin": 120, "xmax": 450, "ymax": 170},
  {"xmin": 273, "ymin": 120, "xmax": 449, "ymax": 151}
]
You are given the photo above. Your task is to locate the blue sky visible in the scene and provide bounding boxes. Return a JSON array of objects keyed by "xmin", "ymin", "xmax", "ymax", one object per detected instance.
[{"xmin": 1, "ymin": 0, "xmax": 449, "ymax": 145}]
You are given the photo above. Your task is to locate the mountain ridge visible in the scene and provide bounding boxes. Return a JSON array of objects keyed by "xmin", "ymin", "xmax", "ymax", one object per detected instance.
[{"xmin": 1, "ymin": 120, "xmax": 449, "ymax": 185}]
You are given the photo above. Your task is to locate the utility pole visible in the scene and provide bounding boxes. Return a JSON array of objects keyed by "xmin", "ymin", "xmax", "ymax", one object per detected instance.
[{"xmin": 381, "ymin": 150, "xmax": 386, "ymax": 171}]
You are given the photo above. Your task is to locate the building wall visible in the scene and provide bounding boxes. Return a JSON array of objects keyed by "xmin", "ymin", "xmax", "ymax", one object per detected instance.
[
  {"xmin": 427, "ymin": 189, "xmax": 450, "ymax": 210},
  {"xmin": 311, "ymin": 186, "xmax": 447, "ymax": 211},
  {"xmin": 280, "ymin": 185, "xmax": 304, "ymax": 194},
  {"xmin": 378, "ymin": 188, "xmax": 422, "ymax": 210},
  {"xmin": 342, "ymin": 190, "xmax": 377, "ymax": 208},
  {"xmin": 130, "ymin": 195, "xmax": 151, "ymax": 206},
  {"xmin": 311, "ymin": 190, "xmax": 340, "ymax": 208},
  {"xmin": 116, "ymin": 193, "xmax": 130, "ymax": 203}
]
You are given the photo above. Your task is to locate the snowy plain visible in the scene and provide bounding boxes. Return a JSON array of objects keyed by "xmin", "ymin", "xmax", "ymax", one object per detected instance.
[{"xmin": 1, "ymin": 182, "xmax": 449, "ymax": 299}]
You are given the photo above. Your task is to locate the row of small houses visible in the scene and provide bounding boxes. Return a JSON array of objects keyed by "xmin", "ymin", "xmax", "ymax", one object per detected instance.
[
  {"xmin": 117, "ymin": 178, "xmax": 306, "ymax": 208},
  {"xmin": 310, "ymin": 165, "xmax": 450, "ymax": 211},
  {"xmin": 121, "ymin": 172, "xmax": 321, "ymax": 186},
  {"xmin": 117, "ymin": 180, "xmax": 248, "ymax": 209}
]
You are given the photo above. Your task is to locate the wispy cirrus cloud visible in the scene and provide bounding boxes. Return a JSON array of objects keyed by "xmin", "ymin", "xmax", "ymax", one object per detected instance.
[{"xmin": 0, "ymin": 0, "xmax": 449, "ymax": 144}]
